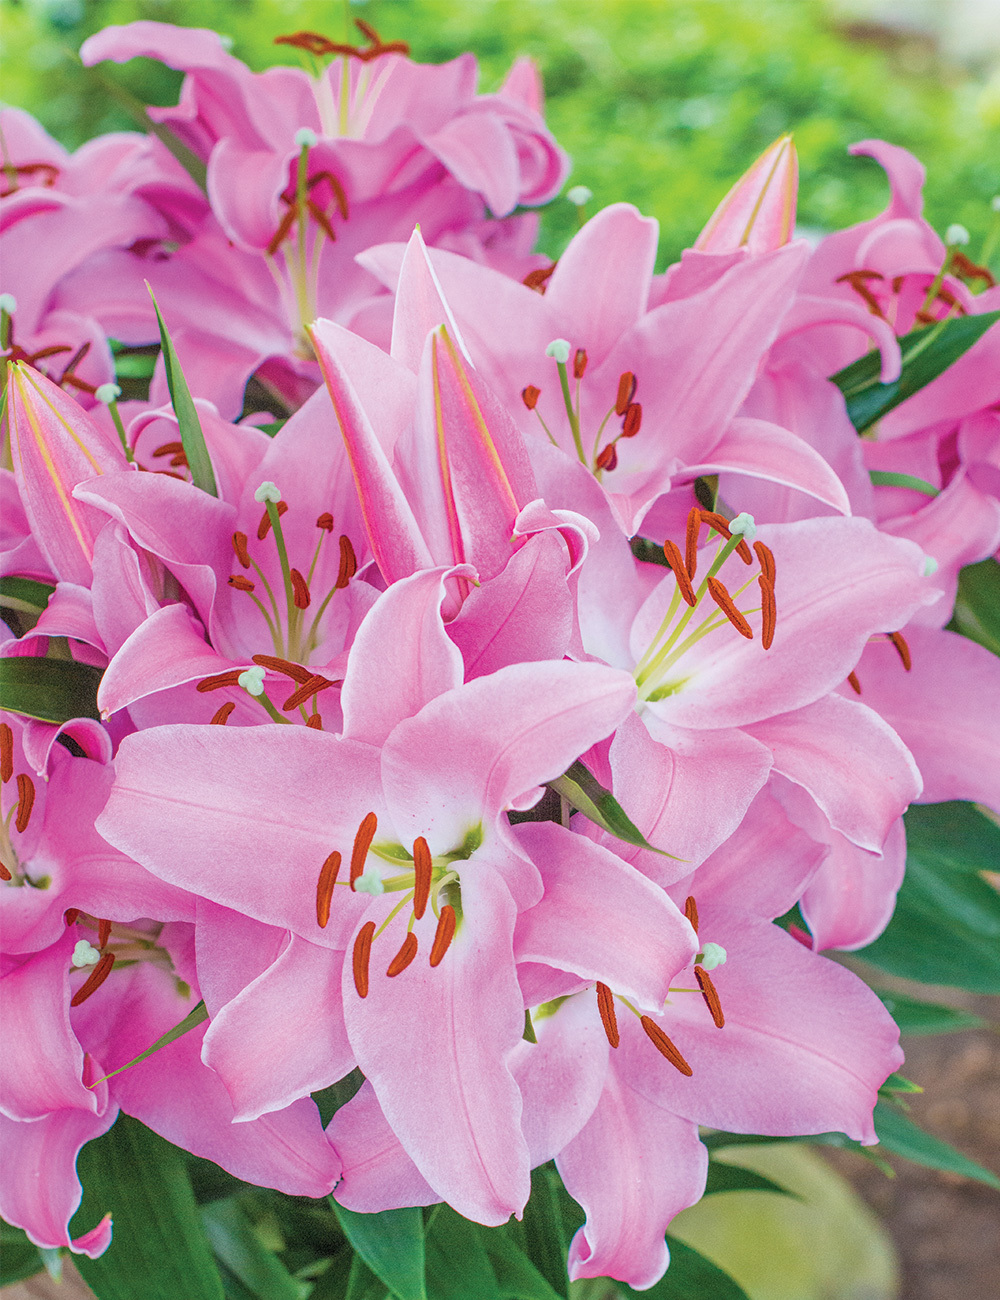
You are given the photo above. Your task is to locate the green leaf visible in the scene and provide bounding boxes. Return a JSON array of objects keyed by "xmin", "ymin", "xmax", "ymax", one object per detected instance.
[
  {"xmin": 859, "ymin": 801, "xmax": 1000, "ymax": 992},
  {"xmin": 0, "ymin": 1220, "xmax": 44, "ymax": 1287},
  {"xmin": 878, "ymin": 1073, "xmax": 923, "ymax": 1095},
  {"xmin": 479, "ymin": 1225, "xmax": 564, "ymax": 1300},
  {"xmin": 867, "ymin": 469, "xmax": 939, "ymax": 496},
  {"xmin": 950, "ymin": 558, "xmax": 1000, "ymax": 657},
  {"xmin": 148, "ymin": 286, "xmax": 218, "ymax": 496},
  {"xmin": 345, "ymin": 1254, "xmax": 392, "ymax": 1300},
  {"xmin": 200, "ymin": 1200, "xmax": 303, "ymax": 1300},
  {"xmin": 508, "ymin": 1166, "xmax": 570, "ymax": 1298},
  {"xmin": 618, "ymin": 1236, "xmax": 751, "ymax": 1299},
  {"xmin": 704, "ymin": 1162, "xmax": 795, "ymax": 1197},
  {"xmin": 72, "ymin": 1114, "xmax": 225, "ymax": 1300},
  {"xmin": 873, "ymin": 1099, "xmax": 1000, "ymax": 1189},
  {"xmin": 877, "ymin": 990, "xmax": 986, "ymax": 1035},
  {"xmin": 0, "ymin": 655, "xmax": 102, "ymax": 722},
  {"xmin": 830, "ymin": 310, "xmax": 1000, "ymax": 433},
  {"xmin": 424, "ymin": 1207, "xmax": 499, "ymax": 1300},
  {"xmin": 331, "ymin": 1203, "xmax": 425, "ymax": 1300},
  {"xmin": 548, "ymin": 760, "xmax": 681, "ymax": 858},
  {"xmin": 0, "ymin": 575, "xmax": 55, "ymax": 615},
  {"xmin": 91, "ymin": 1000, "xmax": 208, "ymax": 1086}
]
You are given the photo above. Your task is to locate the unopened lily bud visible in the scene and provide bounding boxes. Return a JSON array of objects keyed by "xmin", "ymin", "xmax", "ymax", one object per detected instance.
[
  {"xmin": 95, "ymin": 382, "xmax": 122, "ymax": 405},
  {"xmin": 254, "ymin": 481, "xmax": 282, "ymax": 503},
  {"xmin": 238, "ymin": 666, "xmax": 267, "ymax": 696},
  {"xmin": 945, "ymin": 223, "xmax": 970, "ymax": 246},
  {"xmin": 696, "ymin": 134, "xmax": 798, "ymax": 254},
  {"xmin": 294, "ymin": 127, "xmax": 318, "ymax": 149},
  {"xmin": 545, "ymin": 339, "xmax": 571, "ymax": 364},
  {"xmin": 566, "ymin": 185, "xmax": 593, "ymax": 206}
]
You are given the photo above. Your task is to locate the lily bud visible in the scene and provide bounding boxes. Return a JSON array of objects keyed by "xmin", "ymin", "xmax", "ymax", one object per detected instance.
[{"xmin": 695, "ymin": 134, "xmax": 798, "ymax": 255}]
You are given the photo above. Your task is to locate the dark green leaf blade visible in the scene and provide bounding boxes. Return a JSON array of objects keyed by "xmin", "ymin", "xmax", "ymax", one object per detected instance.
[
  {"xmin": 72, "ymin": 1114, "xmax": 225, "ymax": 1300},
  {"xmin": 148, "ymin": 286, "xmax": 218, "ymax": 496},
  {"xmin": 331, "ymin": 1203, "xmax": 425, "ymax": 1300},
  {"xmin": 704, "ymin": 1162, "xmax": 794, "ymax": 1197},
  {"xmin": 424, "ymin": 1207, "xmax": 499, "ymax": 1300},
  {"xmin": 0, "ymin": 655, "xmax": 102, "ymax": 722},
  {"xmin": 831, "ymin": 311, "xmax": 1000, "ymax": 433},
  {"xmin": 509, "ymin": 1166, "xmax": 570, "ymax": 1298},
  {"xmin": 859, "ymin": 801, "xmax": 1000, "ymax": 992},
  {"xmin": 873, "ymin": 1100, "xmax": 1000, "ymax": 1189},
  {"xmin": 548, "ymin": 760, "xmax": 680, "ymax": 858},
  {"xmin": 950, "ymin": 558, "xmax": 1000, "ymax": 656},
  {"xmin": 200, "ymin": 1200, "xmax": 302, "ymax": 1300},
  {"xmin": 0, "ymin": 1220, "xmax": 44, "ymax": 1286},
  {"xmin": 480, "ymin": 1223, "xmax": 564, "ymax": 1300},
  {"xmin": 0, "ymin": 576, "xmax": 55, "ymax": 615},
  {"xmin": 877, "ymin": 991, "xmax": 986, "ymax": 1035},
  {"xmin": 618, "ymin": 1236, "xmax": 751, "ymax": 1299}
]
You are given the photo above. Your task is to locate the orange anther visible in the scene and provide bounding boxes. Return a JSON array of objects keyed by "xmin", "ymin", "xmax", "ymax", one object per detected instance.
[
  {"xmin": 0, "ymin": 722, "xmax": 12, "ymax": 783},
  {"xmin": 412, "ymin": 837, "xmax": 432, "ymax": 920},
  {"xmin": 98, "ymin": 918, "xmax": 112, "ymax": 949},
  {"xmin": 684, "ymin": 896, "xmax": 699, "ymax": 933},
  {"xmin": 290, "ymin": 567, "xmax": 311, "ymax": 610},
  {"xmin": 662, "ymin": 540, "xmax": 696, "ymax": 606},
  {"xmin": 847, "ymin": 671, "xmax": 862, "ymax": 695},
  {"xmin": 232, "ymin": 531, "xmax": 251, "ymax": 568},
  {"xmin": 196, "ymin": 671, "xmax": 243, "ymax": 693},
  {"xmin": 316, "ymin": 850, "xmax": 342, "ymax": 929},
  {"xmin": 210, "ymin": 702, "xmax": 236, "ymax": 725},
  {"xmin": 596, "ymin": 442, "xmax": 618, "ymax": 472},
  {"xmin": 429, "ymin": 904, "xmax": 457, "ymax": 967},
  {"xmin": 352, "ymin": 921, "xmax": 376, "ymax": 998},
  {"xmin": 64, "ymin": 908, "xmax": 81, "ymax": 927},
  {"xmin": 596, "ymin": 981, "xmax": 619, "ymax": 1048},
  {"xmin": 888, "ymin": 631, "xmax": 912, "ymax": 671},
  {"xmin": 0, "ymin": 861, "xmax": 12, "ymax": 882},
  {"xmin": 229, "ymin": 575, "xmax": 256, "ymax": 592},
  {"xmin": 337, "ymin": 535, "xmax": 357, "ymax": 588},
  {"xmin": 573, "ymin": 348, "xmax": 588, "ymax": 379},
  {"xmin": 15, "ymin": 773, "xmax": 35, "ymax": 833},
  {"xmin": 316, "ymin": 512, "xmax": 334, "ymax": 532},
  {"xmin": 758, "ymin": 575, "xmax": 776, "ymax": 650},
  {"xmin": 685, "ymin": 507, "xmax": 701, "ymax": 579},
  {"xmin": 640, "ymin": 1016, "xmax": 693, "ymax": 1075},
  {"xmin": 694, "ymin": 965, "xmax": 725, "ymax": 1028},
  {"xmin": 621, "ymin": 402, "xmax": 642, "ymax": 438},
  {"xmin": 257, "ymin": 499, "xmax": 288, "ymax": 541},
  {"xmin": 521, "ymin": 384, "xmax": 541, "ymax": 410},
  {"xmin": 252, "ymin": 655, "xmax": 312, "ymax": 684},
  {"xmin": 615, "ymin": 372, "xmax": 636, "ymax": 416},
  {"xmin": 753, "ymin": 540, "xmax": 775, "ymax": 585},
  {"xmin": 281, "ymin": 674, "xmax": 334, "ymax": 712},
  {"xmin": 70, "ymin": 952, "xmax": 115, "ymax": 1007},
  {"xmin": 350, "ymin": 813, "xmax": 378, "ymax": 888},
  {"xmin": 387, "ymin": 931, "xmax": 419, "ymax": 977},
  {"xmin": 522, "ymin": 264, "xmax": 556, "ymax": 292},
  {"xmin": 306, "ymin": 713, "xmax": 323, "ymax": 730},
  {"xmin": 706, "ymin": 577, "xmax": 753, "ymax": 639}
]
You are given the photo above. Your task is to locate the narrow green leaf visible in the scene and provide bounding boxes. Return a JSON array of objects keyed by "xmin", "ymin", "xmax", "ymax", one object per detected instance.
[
  {"xmin": 867, "ymin": 469, "xmax": 939, "ymax": 496},
  {"xmin": 148, "ymin": 286, "xmax": 218, "ymax": 496},
  {"xmin": 0, "ymin": 575, "xmax": 55, "ymax": 615},
  {"xmin": 424, "ymin": 1207, "xmax": 499, "ymax": 1300},
  {"xmin": 859, "ymin": 801, "xmax": 1000, "ymax": 992},
  {"xmin": 200, "ymin": 1200, "xmax": 303, "ymax": 1300},
  {"xmin": 331, "ymin": 1203, "xmax": 425, "ymax": 1300},
  {"xmin": 873, "ymin": 1100, "xmax": 1000, "ymax": 1189},
  {"xmin": 0, "ymin": 1220, "xmax": 44, "ymax": 1287},
  {"xmin": 548, "ymin": 760, "xmax": 681, "ymax": 858},
  {"xmin": 950, "ymin": 557, "xmax": 1000, "ymax": 657},
  {"xmin": 91, "ymin": 1001, "xmax": 208, "ymax": 1086},
  {"xmin": 704, "ymin": 1162, "xmax": 794, "ymax": 1197},
  {"xmin": 508, "ymin": 1166, "xmax": 569, "ymax": 1299},
  {"xmin": 0, "ymin": 655, "xmax": 102, "ymax": 722},
  {"xmin": 72, "ymin": 1114, "xmax": 225, "ymax": 1300},
  {"xmin": 878, "ymin": 1073, "xmax": 923, "ymax": 1095},
  {"xmin": 480, "ymin": 1225, "xmax": 564, "ymax": 1300},
  {"xmin": 877, "ymin": 990, "xmax": 986, "ymax": 1035},
  {"xmin": 831, "ymin": 311, "xmax": 1000, "ymax": 432},
  {"xmin": 618, "ymin": 1236, "xmax": 751, "ymax": 1299},
  {"xmin": 345, "ymin": 1254, "xmax": 392, "ymax": 1300}
]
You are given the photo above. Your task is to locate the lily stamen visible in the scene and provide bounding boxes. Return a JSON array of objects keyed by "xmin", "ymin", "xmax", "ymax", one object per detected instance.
[
  {"xmin": 350, "ymin": 813, "xmax": 378, "ymax": 887},
  {"xmin": 694, "ymin": 966, "xmax": 725, "ymax": 1028},
  {"xmin": 387, "ymin": 931, "xmax": 419, "ymax": 977},
  {"xmin": 352, "ymin": 921, "xmax": 376, "ymax": 997},
  {"xmin": 15, "ymin": 773, "xmax": 35, "ymax": 832},
  {"xmin": 316, "ymin": 850, "xmax": 342, "ymax": 928},
  {"xmin": 412, "ymin": 837, "xmax": 432, "ymax": 919},
  {"xmin": 640, "ymin": 1015, "xmax": 693, "ymax": 1075},
  {"xmin": 429, "ymin": 904, "xmax": 457, "ymax": 966},
  {"xmin": 596, "ymin": 981, "xmax": 620, "ymax": 1048},
  {"xmin": 70, "ymin": 952, "xmax": 116, "ymax": 1007}
]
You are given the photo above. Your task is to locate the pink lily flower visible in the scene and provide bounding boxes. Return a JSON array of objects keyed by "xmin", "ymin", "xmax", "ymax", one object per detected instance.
[
  {"xmin": 358, "ymin": 202, "xmax": 852, "ymax": 535},
  {"xmin": 94, "ymin": 571, "xmax": 695, "ymax": 1223}
]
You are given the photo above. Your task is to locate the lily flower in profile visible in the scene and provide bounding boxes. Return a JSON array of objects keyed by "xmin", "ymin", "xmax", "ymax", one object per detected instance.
[{"xmin": 694, "ymin": 134, "xmax": 798, "ymax": 255}]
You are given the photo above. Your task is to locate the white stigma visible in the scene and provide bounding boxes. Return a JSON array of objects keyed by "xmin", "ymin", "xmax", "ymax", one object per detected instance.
[
  {"xmin": 95, "ymin": 382, "xmax": 122, "ymax": 405},
  {"xmin": 0, "ymin": 293, "xmax": 17, "ymax": 314},
  {"xmin": 729, "ymin": 512, "xmax": 757, "ymax": 542},
  {"xmin": 238, "ymin": 666, "xmax": 266, "ymax": 696},
  {"xmin": 71, "ymin": 940, "xmax": 102, "ymax": 968},
  {"xmin": 699, "ymin": 942, "xmax": 727, "ymax": 971},
  {"xmin": 545, "ymin": 339, "xmax": 571, "ymax": 364},
  {"xmin": 354, "ymin": 869, "xmax": 385, "ymax": 896},
  {"xmin": 922, "ymin": 555, "xmax": 939, "ymax": 577},
  {"xmin": 294, "ymin": 127, "xmax": 318, "ymax": 149},
  {"xmin": 945, "ymin": 223, "xmax": 970, "ymax": 246},
  {"xmin": 254, "ymin": 481, "xmax": 282, "ymax": 503},
  {"xmin": 566, "ymin": 185, "xmax": 593, "ymax": 206},
  {"xmin": 992, "ymin": 196, "xmax": 1000, "ymax": 213}
]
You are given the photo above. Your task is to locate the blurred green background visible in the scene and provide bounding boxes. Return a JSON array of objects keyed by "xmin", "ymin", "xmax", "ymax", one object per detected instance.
[{"xmin": 2, "ymin": 0, "xmax": 998, "ymax": 264}]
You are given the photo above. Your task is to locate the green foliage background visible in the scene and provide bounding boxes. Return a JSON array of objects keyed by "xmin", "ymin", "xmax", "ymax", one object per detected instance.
[{"xmin": 3, "ymin": 0, "xmax": 998, "ymax": 265}]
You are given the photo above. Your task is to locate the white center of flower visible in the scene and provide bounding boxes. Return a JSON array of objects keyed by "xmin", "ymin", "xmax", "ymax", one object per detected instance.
[{"xmin": 71, "ymin": 940, "xmax": 102, "ymax": 968}]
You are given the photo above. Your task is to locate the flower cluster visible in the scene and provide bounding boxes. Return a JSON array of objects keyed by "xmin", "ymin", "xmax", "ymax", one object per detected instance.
[{"xmin": 2, "ymin": 22, "xmax": 999, "ymax": 1292}]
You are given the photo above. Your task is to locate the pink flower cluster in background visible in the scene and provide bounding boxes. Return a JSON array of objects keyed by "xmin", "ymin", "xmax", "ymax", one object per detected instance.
[{"xmin": 2, "ymin": 21, "xmax": 999, "ymax": 1290}]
